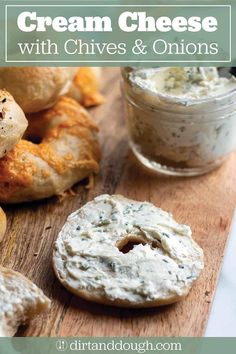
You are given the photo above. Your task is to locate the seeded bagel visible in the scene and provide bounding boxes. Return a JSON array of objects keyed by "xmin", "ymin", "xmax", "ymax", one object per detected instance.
[{"xmin": 0, "ymin": 90, "xmax": 28, "ymax": 158}]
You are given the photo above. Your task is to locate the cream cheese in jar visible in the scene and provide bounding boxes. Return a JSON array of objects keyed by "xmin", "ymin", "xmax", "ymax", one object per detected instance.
[{"xmin": 122, "ymin": 67, "xmax": 236, "ymax": 176}]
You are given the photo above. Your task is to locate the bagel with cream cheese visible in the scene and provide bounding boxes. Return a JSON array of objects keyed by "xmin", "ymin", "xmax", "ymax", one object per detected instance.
[
  {"xmin": 0, "ymin": 95, "xmax": 100, "ymax": 203},
  {"xmin": 53, "ymin": 194, "xmax": 204, "ymax": 308},
  {"xmin": 0, "ymin": 213, "xmax": 50, "ymax": 336},
  {"xmin": 0, "ymin": 67, "xmax": 77, "ymax": 113},
  {"xmin": 0, "ymin": 266, "xmax": 51, "ymax": 337}
]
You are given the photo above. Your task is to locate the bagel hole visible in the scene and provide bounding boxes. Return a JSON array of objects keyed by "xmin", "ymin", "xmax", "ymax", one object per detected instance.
[
  {"xmin": 117, "ymin": 235, "xmax": 148, "ymax": 254},
  {"xmin": 26, "ymin": 135, "xmax": 42, "ymax": 144},
  {"xmin": 24, "ymin": 129, "xmax": 43, "ymax": 144},
  {"xmin": 24, "ymin": 115, "xmax": 45, "ymax": 144}
]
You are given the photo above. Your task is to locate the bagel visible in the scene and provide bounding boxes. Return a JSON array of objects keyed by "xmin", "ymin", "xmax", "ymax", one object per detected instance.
[
  {"xmin": 0, "ymin": 207, "xmax": 6, "ymax": 242},
  {"xmin": 67, "ymin": 67, "xmax": 105, "ymax": 107},
  {"xmin": 0, "ymin": 67, "xmax": 77, "ymax": 113},
  {"xmin": 0, "ymin": 96, "xmax": 100, "ymax": 203},
  {"xmin": 53, "ymin": 194, "xmax": 204, "ymax": 308},
  {"xmin": 0, "ymin": 90, "xmax": 28, "ymax": 158},
  {"xmin": 0, "ymin": 266, "xmax": 51, "ymax": 336}
]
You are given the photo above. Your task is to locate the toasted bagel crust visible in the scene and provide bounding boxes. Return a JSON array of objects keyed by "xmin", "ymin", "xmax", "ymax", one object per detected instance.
[{"xmin": 67, "ymin": 67, "xmax": 104, "ymax": 107}]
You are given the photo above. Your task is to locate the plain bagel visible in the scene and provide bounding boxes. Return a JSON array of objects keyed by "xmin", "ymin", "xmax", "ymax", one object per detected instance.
[
  {"xmin": 0, "ymin": 90, "xmax": 28, "ymax": 158},
  {"xmin": 0, "ymin": 96, "xmax": 101, "ymax": 203},
  {"xmin": 0, "ymin": 67, "xmax": 77, "ymax": 113}
]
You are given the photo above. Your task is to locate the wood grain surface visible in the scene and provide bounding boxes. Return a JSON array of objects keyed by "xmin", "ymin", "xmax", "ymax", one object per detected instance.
[{"xmin": 1, "ymin": 68, "xmax": 236, "ymax": 337}]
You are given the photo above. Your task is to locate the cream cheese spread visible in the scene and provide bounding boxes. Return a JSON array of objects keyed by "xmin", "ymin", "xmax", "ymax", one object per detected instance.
[
  {"xmin": 131, "ymin": 67, "xmax": 236, "ymax": 100},
  {"xmin": 53, "ymin": 194, "xmax": 204, "ymax": 307},
  {"xmin": 123, "ymin": 67, "xmax": 236, "ymax": 174}
]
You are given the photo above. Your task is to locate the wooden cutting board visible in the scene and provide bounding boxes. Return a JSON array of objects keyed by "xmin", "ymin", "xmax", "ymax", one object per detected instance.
[{"xmin": 1, "ymin": 68, "xmax": 236, "ymax": 337}]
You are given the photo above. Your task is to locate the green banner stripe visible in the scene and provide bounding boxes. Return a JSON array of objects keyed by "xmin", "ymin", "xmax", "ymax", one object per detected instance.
[
  {"xmin": 0, "ymin": 0, "xmax": 235, "ymax": 66},
  {"xmin": 1, "ymin": 337, "xmax": 236, "ymax": 354}
]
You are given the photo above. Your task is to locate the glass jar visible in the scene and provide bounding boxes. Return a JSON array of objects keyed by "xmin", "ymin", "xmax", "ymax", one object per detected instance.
[{"xmin": 122, "ymin": 67, "xmax": 236, "ymax": 176}]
